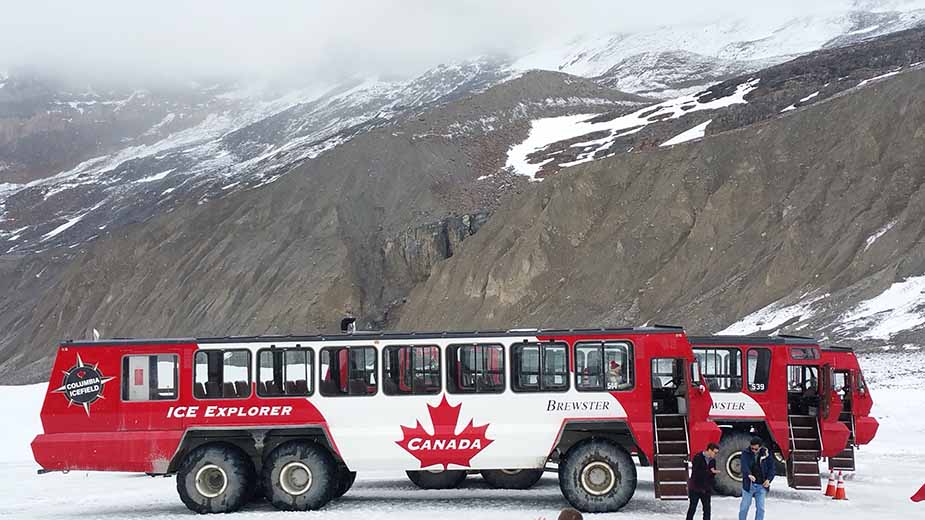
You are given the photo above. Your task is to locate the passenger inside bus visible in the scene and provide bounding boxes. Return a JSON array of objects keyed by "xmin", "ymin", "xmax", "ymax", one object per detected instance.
[{"xmin": 607, "ymin": 360, "xmax": 631, "ymax": 390}]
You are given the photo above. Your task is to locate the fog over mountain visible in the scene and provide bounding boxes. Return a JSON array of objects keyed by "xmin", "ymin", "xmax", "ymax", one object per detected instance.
[{"xmin": 1, "ymin": 0, "xmax": 913, "ymax": 86}]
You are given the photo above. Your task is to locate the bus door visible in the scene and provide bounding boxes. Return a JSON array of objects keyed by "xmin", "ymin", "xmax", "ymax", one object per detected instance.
[{"xmin": 651, "ymin": 358, "xmax": 687, "ymax": 416}]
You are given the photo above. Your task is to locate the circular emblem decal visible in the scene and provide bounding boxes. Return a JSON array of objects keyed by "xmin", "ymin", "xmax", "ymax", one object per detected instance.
[{"xmin": 53, "ymin": 353, "xmax": 115, "ymax": 415}]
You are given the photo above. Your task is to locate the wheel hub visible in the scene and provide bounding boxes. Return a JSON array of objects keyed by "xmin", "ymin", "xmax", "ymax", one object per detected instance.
[
  {"xmin": 727, "ymin": 452, "xmax": 743, "ymax": 482},
  {"xmin": 279, "ymin": 461, "xmax": 314, "ymax": 496},
  {"xmin": 580, "ymin": 461, "xmax": 618, "ymax": 496},
  {"xmin": 194, "ymin": 464, "xmax": 228, "ymax": 498}
]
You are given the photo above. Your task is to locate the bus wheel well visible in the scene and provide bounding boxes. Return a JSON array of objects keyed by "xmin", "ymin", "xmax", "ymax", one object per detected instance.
[
  {"xmin": 550, "ymin": 422, "xmax": 637, "ymax": 464},
  {"xmin": 168, "ymin": 428, "xmax": 341, "ymax": 475},
  {"xmin": 721, "ymin": 423, "xmax": 782, "ymax": 454}
]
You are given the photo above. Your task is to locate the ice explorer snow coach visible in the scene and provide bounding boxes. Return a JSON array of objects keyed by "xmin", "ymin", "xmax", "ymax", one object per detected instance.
[
  {"xmin": 689, "ymin": 335, "xmax": 878, "ymax": 496},
  {"xmin": 33, "ymin": 325, "xmax": 721, "ymax": 513}
]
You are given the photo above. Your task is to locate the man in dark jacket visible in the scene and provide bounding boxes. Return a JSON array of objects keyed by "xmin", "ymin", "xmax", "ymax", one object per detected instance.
[
  {"xmin": 686, "ymin": 442, "xmax": 719, "ymax": 520},
  {"xmin": 739, "ymin": 437, "xmax": 776, "ymax": 520}
]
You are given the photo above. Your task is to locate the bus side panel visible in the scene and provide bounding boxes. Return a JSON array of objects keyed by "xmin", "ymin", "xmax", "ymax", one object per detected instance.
[{"xmin": 32, "ymin": 430, "xmax": 184, "ymax": 473}]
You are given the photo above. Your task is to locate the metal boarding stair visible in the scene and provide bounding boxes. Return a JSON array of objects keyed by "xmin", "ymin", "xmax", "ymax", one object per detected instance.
[
  {"xmin": 787, "ymin": 415, "xmax": 822, "ymax": 490},
  {"xmin": 828, "ymin": 410, "xmax": 856, "ymax": 471},
  {"xmin": 653, "ymin": 414, "xmax": 690, "ymax": 500}
]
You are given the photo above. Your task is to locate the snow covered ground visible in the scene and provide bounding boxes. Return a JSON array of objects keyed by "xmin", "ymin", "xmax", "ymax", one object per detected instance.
[{"xmin": 1, "ymin": 351, "xmax": 922, "ymax": 519}]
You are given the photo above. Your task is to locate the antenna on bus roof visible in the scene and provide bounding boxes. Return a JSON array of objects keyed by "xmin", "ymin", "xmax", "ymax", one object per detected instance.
[
  {"xmin": 92, "ymin": 328, "xmax": 101, "ymax": 341},
  {"xmin": 340, "ymin": 317, "xmax": 357, "ymax": 334}
]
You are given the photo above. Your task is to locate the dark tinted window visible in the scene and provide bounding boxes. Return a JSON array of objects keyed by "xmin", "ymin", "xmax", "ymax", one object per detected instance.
[
  {"xmin": 446, "ymin": 344, "xmax": 504, "ymax": 393},
  {"xmin": 320, "ymin": 346, "xmax": 377, "ymax": 396},
  {"xmin": 194, "ymin": 350, "xmax": 251, "ymax": 399},
  {"xmin": 383, "ymin": 345, "xmax": 441, "ymax": 395},
  {"xmin": 746, "ymin": 348, "xmax": 771, "ymax": 392},
  {"xmin": 790, "ymin": 347, "xmax": 820, "ymax": 360},
  {"xmin": 257, "ymin": 348, "xmax": 313, "ymax": 397},
  {"xmin": 512, "ymin": 342, "xmax": 569, "ymax": 392}
]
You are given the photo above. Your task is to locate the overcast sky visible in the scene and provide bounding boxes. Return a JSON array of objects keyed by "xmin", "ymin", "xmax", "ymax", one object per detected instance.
[{"xmin": 0, "ymin": 0, "xmax": 894, "ymax": 86}]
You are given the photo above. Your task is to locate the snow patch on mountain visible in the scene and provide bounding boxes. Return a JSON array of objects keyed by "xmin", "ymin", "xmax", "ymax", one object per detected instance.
[
  {"xmin": 135, "ymin": 169, "xmax": 176, "ymax": 184},
  {"xmin": 858, "ymin": 68, "xmax": 905, "ymax": 86},
  {"xmin": 40, "ymin": 200, "xmax": 106, "ymax": 241},
  {"xmin": 718, "ymin": 292, "xmax": 830, "ymax": 335},
  {"xmin": 660, "ymin": 119, "xmax": 712, "ymax": 147},
  {"xmin": 865, "ymin": 220, "xmax": 898, "ymax": 250},
  {"xmin": 505, "ymin": 79, "xmax": 758, "ymax": 179},
  {"xmin": 836, "ymin": 275, "xmax": 925, "ymax": 340}
]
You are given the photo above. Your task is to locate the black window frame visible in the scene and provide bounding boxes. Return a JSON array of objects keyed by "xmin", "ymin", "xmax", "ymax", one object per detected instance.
[
  {"xmin": 511, "ymin": 341, "xmax": 570, "ymax": 393},
  {"xmin": 382, "ymin": 344, "xmax": 442, "ymax": 396},
  {"xmin": 574, "ymin": 340, "xmax": 635, "ymax": 392},
  {"xmin": 120, "ymin": 353, "xmax": 179, "ymax": 402},
  {"xmin": 445, "ymin": 343, "xmax": 505, "ymax": 394},
  {"xmin": 193, "ymin": 349, "xmax": 253, "ymax": 400},
  {"xmin": 319, "ymin": 346, "xmax": 378, "ymax": 397},
  {"xmin": 693, "ymin": 347, "xmax": 743, "ymax": 393},
  {"xmin": 256, "ymin": 346, "xmax": 315, "ymax": 398},
  {"xmin": 746, "ymin": 348, "xmax": 772, "ymax": 393}
]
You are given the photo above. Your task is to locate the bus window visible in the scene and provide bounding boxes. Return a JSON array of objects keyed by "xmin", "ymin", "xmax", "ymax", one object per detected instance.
[
  {"xmin": 512, "ymin": 342, "xmax": 568, "ymax": 392},
  {"xmin": 383, "ymin": 345, "xmax": 441, "ymax": 395},
  {"xmin": 692, "ymin": 348, "xmax": 742, "ymax": 392},
  {"xmin": 446, "ymin": 344, "xmax": 504, "ymax": 394},
  {"xmin": 257, "ymin": 347, "xmax": 314, "ymax": 397},
  {"xmin": 320, "ymin": 346, "xmax": 377, "ymax": 396},
  {"xmin": 575, "ymin": 341, "xmax": 633, "ymax": 391},
  {"xmin": 193, "ymin": 350, "xmax": 251, "ymax": 399},
  {"xmin": 122, "ymin": 354, "xmax": 178, "ymax": 401},
  {"xmin": 746, "ymin": 348, "xmax": 771, "ymax": 392}
]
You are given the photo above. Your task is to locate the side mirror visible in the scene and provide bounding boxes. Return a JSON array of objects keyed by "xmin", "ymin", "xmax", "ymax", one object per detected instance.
[{"xmin": 690, "ymin": 361, "xmax": 703, "ymax": 387}]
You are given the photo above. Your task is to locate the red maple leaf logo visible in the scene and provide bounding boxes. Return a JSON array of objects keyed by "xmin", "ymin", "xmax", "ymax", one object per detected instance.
[{"xmin": 396, "ymin": 395, "xmax": 493, "ymax": 469}]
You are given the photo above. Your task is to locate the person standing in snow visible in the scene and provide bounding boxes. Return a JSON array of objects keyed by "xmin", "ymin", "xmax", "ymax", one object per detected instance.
[
  {"xmin": 739, "ymin": 437, "xmax": 775, "ymax": 520},
  {"xmin": 686, "ymin": 442, "xmax": 719, "ymax": 520}
]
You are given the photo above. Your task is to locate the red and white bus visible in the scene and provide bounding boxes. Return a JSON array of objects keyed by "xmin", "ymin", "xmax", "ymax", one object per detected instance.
[
  {"xmin": 690, "ymin": 335, "xmax": 878, "ymax": 496},
  {"xmin": 32, "ymin": 325, "xmax": 720, "ymax": 513}
]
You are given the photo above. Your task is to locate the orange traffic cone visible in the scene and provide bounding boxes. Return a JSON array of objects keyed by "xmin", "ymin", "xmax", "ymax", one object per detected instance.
[
  {"xmin": 824, "ymin": 473, "xmax": 837, "ymax": 497},
  {"xmin": 832, "ymin": 472, "xmax": 847, "ymax": 500}
]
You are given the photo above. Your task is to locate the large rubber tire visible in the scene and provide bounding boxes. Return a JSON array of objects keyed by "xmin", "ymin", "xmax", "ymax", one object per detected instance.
[
  {"xmin": 481, "ymin": 469, "xmax": 544, "ymax": 489},
  {"xmin": 558, "ymin": 439, "xmax": 637, "ymax": 513},
  {"xmin": 714, "ymin": 431, "xmax": 752, "ymax": 497},
  {"xmin": 332, "ymin": 468, "xmax": 357, "ymax": 499},
  {"xmin": 406, "ymin": 469, "xmax": 467, "ymax": 489},
  {"xmin": 176, "ymin": 444, "xmax": 254, "ymax": 514},
  {"xmin": 262, "ymin": 441, "xmax": 337, "ymax": 511}
]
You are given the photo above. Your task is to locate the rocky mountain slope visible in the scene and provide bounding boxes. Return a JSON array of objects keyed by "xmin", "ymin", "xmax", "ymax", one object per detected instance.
[
  {"xmin": 0, "ymin": 72, "xmax": 647, "ymax": 383},
  {"xmin": 0, "ymin": 59, "xmax": 514, "ymax": 255},
  {"xmin": 398, "ymin": 65, "xmax": 925, "ymax": 351}
]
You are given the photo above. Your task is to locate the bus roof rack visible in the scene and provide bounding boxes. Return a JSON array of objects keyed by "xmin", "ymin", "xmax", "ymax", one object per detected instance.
[{"xmin": 689, "ymin": 334, "xmax": 819, "ymax": 345}]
